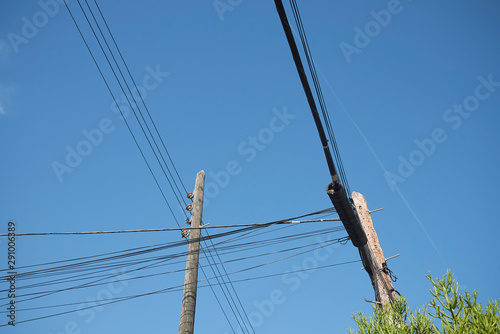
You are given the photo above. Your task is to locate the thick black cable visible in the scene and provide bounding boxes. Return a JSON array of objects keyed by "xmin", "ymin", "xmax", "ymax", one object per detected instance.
[
  {"xmin": 273, "ymin": 0, "xmax": 339, "ymax": 185},
  {"xmin": 289, "ymin": 0, "xmax": 350, "ymax": 194}
]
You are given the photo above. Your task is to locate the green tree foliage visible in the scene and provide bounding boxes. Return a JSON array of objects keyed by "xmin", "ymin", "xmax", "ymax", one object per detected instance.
[{"xmin": 348, "ymin": 270, "xmax": 500, "ymax": 333}]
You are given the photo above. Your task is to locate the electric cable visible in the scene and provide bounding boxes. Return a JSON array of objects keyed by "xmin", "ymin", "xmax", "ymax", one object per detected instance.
[
  {"xmin": 0, "ymin": 242, "xmax": 357, "ymax": 326},
  {"xmin": 62, "ymin": 1, "xmax": 181, "ymax": 227}
]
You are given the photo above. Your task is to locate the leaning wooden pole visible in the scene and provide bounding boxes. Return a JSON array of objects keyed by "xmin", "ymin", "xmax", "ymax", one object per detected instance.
[
  {"xmin": 178, "ymin": 170, "xmax": 205, "ymax": 334},
  {"xmin": 352, "ymin": 191, "xmax": 396, "ymax": 310}
]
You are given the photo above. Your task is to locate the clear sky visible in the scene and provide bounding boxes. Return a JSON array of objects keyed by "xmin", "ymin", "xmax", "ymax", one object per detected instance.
[{"xmin": 1, "ymin": 0, "xmax": 499, "ymax": 333}]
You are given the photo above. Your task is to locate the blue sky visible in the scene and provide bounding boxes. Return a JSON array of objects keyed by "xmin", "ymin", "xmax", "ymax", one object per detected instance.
[{"xmin": 1, "ymin": 0, "xmax": 499, "ymax": 333}]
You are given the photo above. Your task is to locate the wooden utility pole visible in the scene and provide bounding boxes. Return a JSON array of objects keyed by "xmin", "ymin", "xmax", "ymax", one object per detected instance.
[
  {"xmin": 178, "ymin": 170, "xmax": 205, "ymax": 334},
  {"xmin": 352, "ymin": 191, "xmax": 396, "ymax": 310}
]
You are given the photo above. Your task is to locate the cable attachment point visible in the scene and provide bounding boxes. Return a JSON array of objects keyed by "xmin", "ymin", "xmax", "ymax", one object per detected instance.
[
  {"xmin": 340, "ymin": 236, "xmax": 350, "ymax": 245},
  {"xmin": 382, "ymin": 262, "xmax": 398, "ymax": 282},
  {"xmin": 185, "ymin": 218, "xmax": 191, "ymax": 225},
  {"xmin": 186, "ymin": 204, "xmax": 193, "ymax": 211},
  {"xmin": 187, "ymin": 192, "xmax": 194, "ymax": 199},
  {"xmin": 181, "ymin": 229, "xmax": 190, "ymax": 238}
]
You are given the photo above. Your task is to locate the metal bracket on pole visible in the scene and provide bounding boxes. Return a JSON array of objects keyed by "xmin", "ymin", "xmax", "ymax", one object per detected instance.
[
  {"xmin": 364, "ymin": 298, "xmax": 382, "ymax": 305},
  {"xmin": 385, "ymin": 254, "xmax": 400, "ymax": 262},
  {"xmin": 362, "ymin": 254, "xmax": 400, "ymax": 270}
]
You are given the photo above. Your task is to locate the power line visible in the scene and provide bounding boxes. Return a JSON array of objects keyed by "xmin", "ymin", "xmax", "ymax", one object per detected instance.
[
  {"xmin": 0, "ymin": 241, "xmax": 358, "ymax": 327},
  {"xmin": 0, "ymin": 206, "xmax": 345, "ymax": 330},
  {"xmin": 63, "ymin": 1, "xmax": 348, "ymax": 330},
  {"xmin": 2, "ymin": 230, "xmax": 345, "ymax": 300},
  {"xmin": 62, "ymin": 0, "xmax": 182, "ymax": 227},
  {"xmin": 273, "ymin": 0, "xmax": 339, "ymax": 185},
  {"xmin": 0, "ymin": 208, "xmax": 340, "ymax": 279},
  {"xmin": 289, "ymin": 0, "xmax": 350, "ymax": 194},
  {"xmin": 92, "ymin": 0, "xmax": 189, "ymax": 197},
  {"xmin": 0, "ymin": 216, "xmax": 339, "ymax": 237},
  {"xmin": 0, "ymin": 226, "xmax": 347, "ymax": 301},
  {"xmin": 200, "ymin": 230, "xmax": 255, "ymax": 334},
  {"xmin": 273, "ymin": 0, "xmax": 369, "ymax": 251},
  {"xmin": 0, "ymin": 259, "xmax": 361, "ymax": 326},
  {"xmin": 0, "ymin": 227, "xmax": 346, "ymax": 291},
  {"xmin": 64, "ymin": 4, "xmax": 258, "ymax": 328},
  {"xmin": 3, "ymin": 257, "xmax": 358, "ymax": 315}
]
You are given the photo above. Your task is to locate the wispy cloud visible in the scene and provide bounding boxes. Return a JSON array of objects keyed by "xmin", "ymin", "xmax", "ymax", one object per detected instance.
[
  {"xmin": 0, "ymin": 39, "xmax": 12, "ymax": 63},
  {"xmin": 0, "ymin": 84, "xmax": 16, "ymax": 116}
]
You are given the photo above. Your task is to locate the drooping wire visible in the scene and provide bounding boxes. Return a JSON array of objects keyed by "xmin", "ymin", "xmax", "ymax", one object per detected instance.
[
  {"xmin": 3, "ymin": 236, "xmax": 346, "ymax": 305},
  {"xmin": 2, "ymin": 255, "xmax": 358, "ymax": 315},
  {"xmin": 0, "ymin": 258, "xmax": 360, "ymax": 327},
  {"xmin": 1, "ymin": 208, "xmax": 337, "ymax": 280},
  {"xmin": 0, "ymin": 224, "xmax": 345, "ymax": 300},
  {"xmin": 0, "ymin": 219, "xmax": 348, "ymax": 299},
  {"xmin": 0, "ymin": 236, "xmax": 356, "ymax": 327},
  {"xmin": 0, "ymin": 214, "xmax": 338, "ymax": 237}
]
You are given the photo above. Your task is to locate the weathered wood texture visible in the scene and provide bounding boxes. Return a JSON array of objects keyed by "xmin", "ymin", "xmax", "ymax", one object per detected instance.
[
  {"xmin": 179, "ymin": 171, "xmax": 205, "ymax": 334},
  {"xmin": 352, "ymin": 191, "xmax": 395, "ymax": 310}
]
